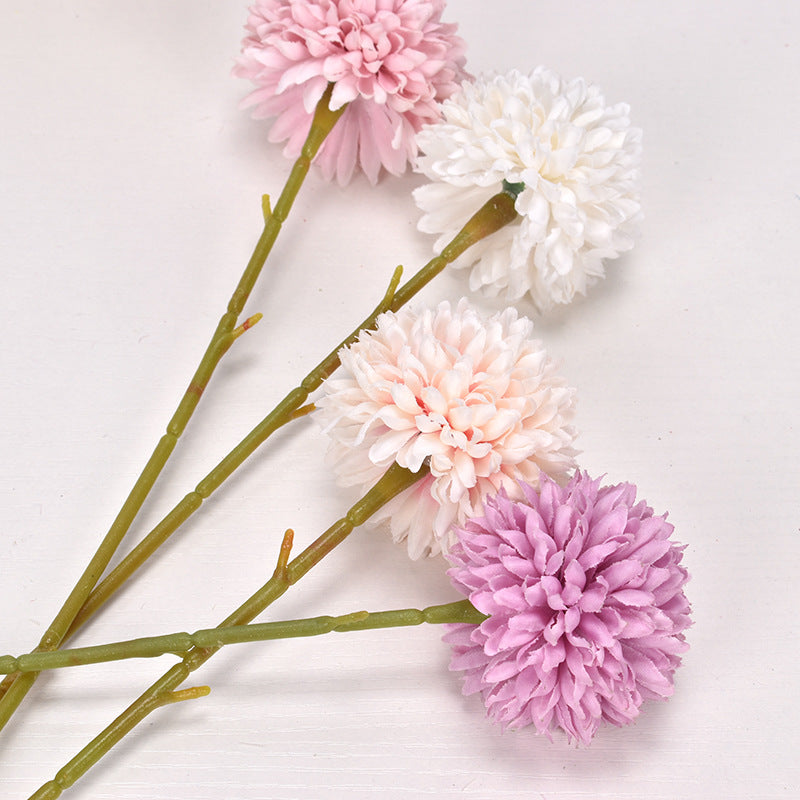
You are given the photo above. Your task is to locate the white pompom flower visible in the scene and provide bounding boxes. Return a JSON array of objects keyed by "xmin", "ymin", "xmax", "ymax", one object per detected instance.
[
  {"xmin": 315, "ymin": 300, "xmax": 578, "ymax": 559},
  {"xmin": 414, "ymin": 68, "xmax": 643, "ymax": 310}
]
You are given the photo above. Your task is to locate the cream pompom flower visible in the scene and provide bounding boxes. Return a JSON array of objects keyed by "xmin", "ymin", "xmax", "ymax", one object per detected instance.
[
  {"xmin": 315, "ymin": 300, "xmax": 578, "ymax": 558},
  {"xmin": 234, "ymin": 0, "xmax": 467, "ymax": 185},
  {"xmin": 414, "ymin": 68, "xmax": 643, "ymax": 309}
]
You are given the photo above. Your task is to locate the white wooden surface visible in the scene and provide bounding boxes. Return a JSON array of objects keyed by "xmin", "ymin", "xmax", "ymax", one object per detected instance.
[{"xmin": 1, "ymin": 1, "xmax": 798, "ymax": 797}]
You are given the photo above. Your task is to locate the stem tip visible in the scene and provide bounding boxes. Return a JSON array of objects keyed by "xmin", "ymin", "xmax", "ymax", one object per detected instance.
[
  {"xmin": 161, "ymin": 685, "xmax": 211, "ymax": 706},
  {"xmin": 273, "ymin": 529, "xmax": 294, "ymax": 579}
]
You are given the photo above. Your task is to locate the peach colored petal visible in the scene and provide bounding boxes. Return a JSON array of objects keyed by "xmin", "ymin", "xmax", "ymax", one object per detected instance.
[{"xmin": 316, "ymin": 300, "xmax": 578, "ymax": 557}]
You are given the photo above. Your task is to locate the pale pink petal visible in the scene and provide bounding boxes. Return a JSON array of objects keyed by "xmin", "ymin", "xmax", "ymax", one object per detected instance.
[
  {"xmin": 315, "ymin": 300, "xmax": 578, "ymax": 558},
  {"xmin": 234, "ymin": 0, "xmax": 468, "ymax": 183}
]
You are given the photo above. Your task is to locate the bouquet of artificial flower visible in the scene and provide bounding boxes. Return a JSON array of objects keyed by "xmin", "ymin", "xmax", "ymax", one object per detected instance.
[{"xmin": 1, "ymin": 2, "xmax": 689, "ymax": 797}]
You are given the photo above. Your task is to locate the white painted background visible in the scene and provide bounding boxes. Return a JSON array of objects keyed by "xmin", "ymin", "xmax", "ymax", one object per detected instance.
[{"xmin": 1, "ymin": 1, "xmax": 798, "ymax": 797}]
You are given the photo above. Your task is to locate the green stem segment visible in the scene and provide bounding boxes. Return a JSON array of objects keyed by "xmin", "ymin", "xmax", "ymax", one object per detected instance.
[
  {"xmin": 0, "ymin": 84, "xmax": 345, "ymax": 729},
  {"xmin": 27, "ymin": 462, "xmax": 426, "ymax": 800},
  {"xmin": 390, "ymin": 185, "xmax": 521, "ymax": 312},
  {"xmin": 0, "ymin": 599, "xmax": 484, "ymax": 674},
  {"xmin": 19, "ymin": 182, "xmax": 522, "ymax": 798},
  {"xmin": 64, "ymin": 184, "xmax": 520, "ymax": 638},
  {"xmin": 63, "ymin": 264, "xmax": 404, "ymax": 640}
]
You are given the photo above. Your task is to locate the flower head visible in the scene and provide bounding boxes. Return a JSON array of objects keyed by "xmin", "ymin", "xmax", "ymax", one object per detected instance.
[
  {"xmin": 315, "ymin": 300, "xmax": 578, "ymax": 558},
  {"xmin": 235, "ymin": 0, "xmax": 467, "ymax": 184},
  {"xmin": 414, "ymin": 68, "xmax": 643, "ymax": 309},
  {"xmin": 445, "ymin": 472, "xmax": 690, "ymax": 744}
]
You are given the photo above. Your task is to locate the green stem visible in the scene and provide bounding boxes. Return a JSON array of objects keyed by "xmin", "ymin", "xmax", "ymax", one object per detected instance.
[
  {"xmin": 0, "ymin": 600, "xmax": 483, "ymax": 674},
  {"xmin": 27, "ymin": 462, "xmax": 426, "ymax": 800},
  {"xmin": 0, "ymin": 84, "xmax": 345, "ymax": 730},
  {"xmin": 390, "ymin": 187, "xmax": 520, "ymax": 312},
  {"xmin": 64, "ymin": 264, "xmax": 404, "ymax": 640},
  {"xmin": 64, "ymin": 185, "xmax": 520, "ymax": 639}
]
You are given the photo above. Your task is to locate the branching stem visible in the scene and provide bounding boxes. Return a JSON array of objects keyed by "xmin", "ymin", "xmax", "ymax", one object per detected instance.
[
  {"xmin": 27, "ymin": 462, "xmax": 427, "ymax": 800},
  {"xmin": 0, "ymin": 84, "xmax": 345, "ymax": 730}
]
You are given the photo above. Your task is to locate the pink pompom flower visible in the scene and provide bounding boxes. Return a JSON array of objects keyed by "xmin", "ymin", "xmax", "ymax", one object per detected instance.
[
  {"xmin": 315, "ymin": 300, "xmax": 578, "ymax": 559},
  {"xmin": 234, "ymin": 0, "xmax": 467, "ymax": 184},
  {"xmin": 444, "ymin": 472, "xmax": 690, "ymax": 744}
]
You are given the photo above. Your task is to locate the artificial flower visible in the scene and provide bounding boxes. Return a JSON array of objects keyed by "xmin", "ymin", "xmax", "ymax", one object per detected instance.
[
  {"xmin": 315, "ymin": 299, "xmax": 578, "ymax": 558},
  {"xmin": 414, "ymin": 68, "xmax": 643, "ymax": 309},
  {"xmin": 235, "ymin": 0, "xmax": 467, "ymax": 184},
  {"xmin": 444, "ymin": 472, "xmax": 690, "ymax": 744}
]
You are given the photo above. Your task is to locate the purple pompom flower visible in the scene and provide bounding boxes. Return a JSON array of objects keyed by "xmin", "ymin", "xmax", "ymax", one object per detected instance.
[{"xmin": 444, "ymin": 472, "xmax": 690, "ymax": 744}]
